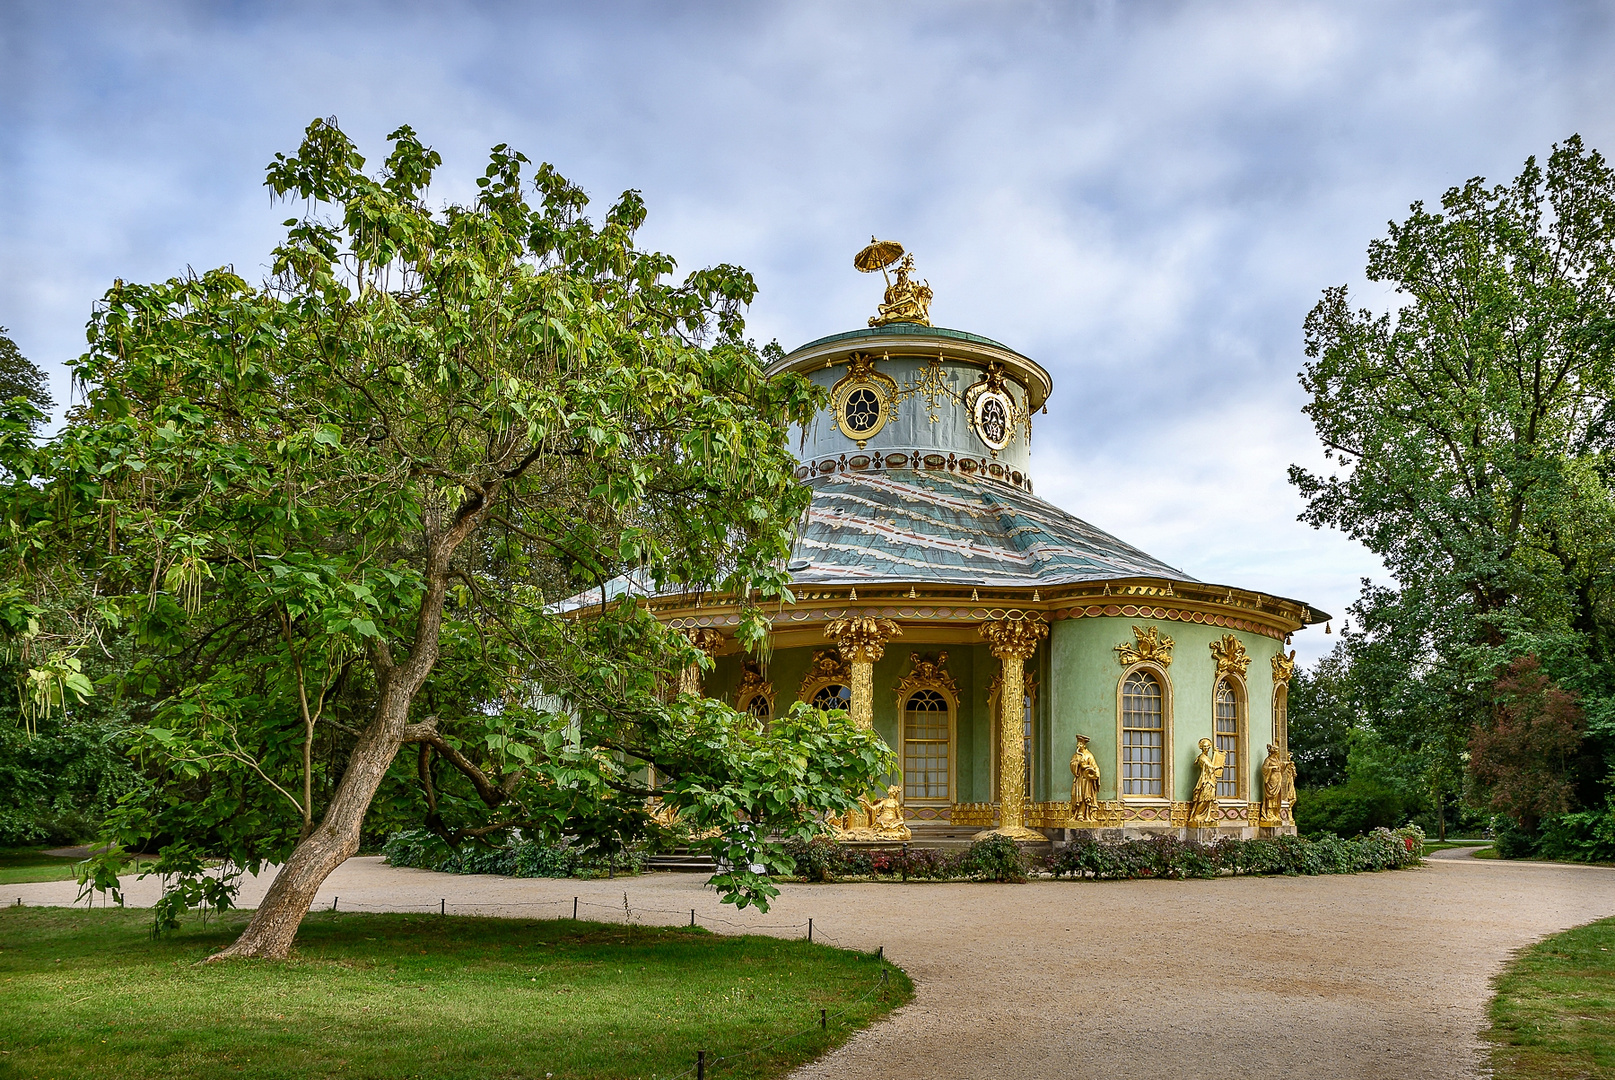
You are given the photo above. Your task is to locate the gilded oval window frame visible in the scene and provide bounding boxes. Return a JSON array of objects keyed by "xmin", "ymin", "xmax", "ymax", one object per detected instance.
[
  {"xmin": 971, "ymin": 388, "xmax": 1014, "ymax": 451},
  {"xmin": 834, "ymin": 379, "xmax": 891, "ymax": 444}
]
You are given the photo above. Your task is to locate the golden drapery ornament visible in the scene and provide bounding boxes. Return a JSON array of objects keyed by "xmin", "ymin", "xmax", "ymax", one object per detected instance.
[
  {"xmin": 1271, "ymin": 649, "xmax": 1297, "ymax": 686},
  {"xmin": 1188, "ymin": 737, "xmax": 1228, "ymax": 829},
  {"xmin": 1209, "ymin": 633, "xmax": 1250, "ymax": 680},
  {"xmin": 1114, "ymin": 624, "xmax": 1174, "ymax": 668},
  {"xmin": 798, "ymin": 649, "xmax": 851, "ymax": 700},
  {"xmin": 824, "ymin": 617, "xmax": 902, "ymax": 731},
  {"xmin": 857, "ymin": 239, "xmax": 934, "ymax": 327},
  {"xmin": 1067, "ymin": 734, "xmax": 1102, "ymax": 825},
  {"xmin": 978, "ymin": 616, "xmax": 1049, "ymax": 841}
]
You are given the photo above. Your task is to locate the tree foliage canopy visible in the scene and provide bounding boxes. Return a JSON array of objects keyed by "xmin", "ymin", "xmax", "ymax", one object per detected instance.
[
  {"xmin": 5, "ymin": 120, "xmax": 892, "ymax": 957},
  {"xmin": 1289, "ymin": 136, "xmax": 1615, "ymax": 845}
]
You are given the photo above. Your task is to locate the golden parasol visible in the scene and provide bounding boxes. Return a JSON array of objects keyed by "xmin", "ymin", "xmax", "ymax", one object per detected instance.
[{"xmin": 853, "ymin": 237, "xmax": 905, "ymax": 273}]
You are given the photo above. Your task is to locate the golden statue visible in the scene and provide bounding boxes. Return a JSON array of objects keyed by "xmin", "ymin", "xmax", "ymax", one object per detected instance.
[
  {"xmin": 829, "ymin": 784, "xmax": 913, "ymax": 841},
  {"xmin": 1068, "ymin": 734, "xmax": 1101, "ymax": 824},
  {"xmin": 1259, "ymin": 743, "xmax": 1293, "ymax": 827},
  {"xmin": 855, "ymin": 238, "xmax": 933, "ymax": 327},
  {"xmin": 1188, "ymin": 737, "xmax": 1227, "ymax": 829}
]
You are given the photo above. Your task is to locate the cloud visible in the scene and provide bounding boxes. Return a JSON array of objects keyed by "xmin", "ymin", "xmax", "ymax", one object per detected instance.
[{"xmin": 3, "ymin": 0, "xmax": 1613, "ymax": 667}]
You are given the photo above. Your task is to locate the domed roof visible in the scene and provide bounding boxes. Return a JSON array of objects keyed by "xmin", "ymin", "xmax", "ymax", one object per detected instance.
[{"xmin": 790, "ymin": 468, "xmax": 1192, "ymax": 588}]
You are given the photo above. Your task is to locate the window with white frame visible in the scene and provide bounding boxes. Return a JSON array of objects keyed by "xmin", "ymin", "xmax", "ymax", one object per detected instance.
[
  {"xmin": 903, "ymin": 689, "xmax": 950, "ymax": 800},
  {"xmin": 1121, "ymin": 670, "xmax": 1164, "ymax": 796},
  {"xmin": 1215, "ymin": 679, "xmax": 1241, "ymax": 799}
]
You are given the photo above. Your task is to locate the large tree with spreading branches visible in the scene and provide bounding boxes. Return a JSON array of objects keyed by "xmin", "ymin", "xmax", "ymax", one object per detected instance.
[{"xmin": 5, "ymin": 119, "xmax": 891, "ymax": 959}]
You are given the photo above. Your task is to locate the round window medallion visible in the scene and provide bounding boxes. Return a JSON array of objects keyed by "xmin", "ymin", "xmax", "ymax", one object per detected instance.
[
  {"xmin": 972, "ymin": 390, "xmax": 1014, "ymax": 450},
  {"xmin": 833, "ymin": 379, "xmax": 891, "ymax": 444}
]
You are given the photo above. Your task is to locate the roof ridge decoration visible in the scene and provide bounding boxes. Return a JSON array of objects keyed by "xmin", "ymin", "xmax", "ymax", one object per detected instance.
[{"xmin": 1115, "ymin": 624, "xmax": 1174, "ymax": 667}]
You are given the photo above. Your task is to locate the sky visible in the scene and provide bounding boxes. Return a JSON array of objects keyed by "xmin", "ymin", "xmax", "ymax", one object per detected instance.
[{"xmin": 4, "ymin": 0, "xmax": 1615, "ymax": 666}]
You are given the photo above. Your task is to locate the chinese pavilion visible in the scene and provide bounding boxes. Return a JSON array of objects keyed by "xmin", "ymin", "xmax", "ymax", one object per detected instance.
[{"xmin": 653, "ymin": 242, "xmax": 1316, "ymax": 842}]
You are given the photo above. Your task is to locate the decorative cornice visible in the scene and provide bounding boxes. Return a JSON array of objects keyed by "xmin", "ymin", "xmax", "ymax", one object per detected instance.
[
  {"xmin": 1115, "ymin": 624, "xmax": 1174, "ymax": 668},
  {"xmin": 1210, "ymin": 633, "xmax": 1251, "ymax": 680},
  {"xmin": 895, "ymin": 651, "xmax": 958, "ymax": 697},
  {"xmin": 1271, "ymin": 649, "xmax": 1297, "ymax": 687},
  {"xmin": 824, "ymin": 616, "xmax": 902, "ymax": 664},
  {"xmin": 979, "ymin": 615, "xmax": 1048, "ymax": 660}
]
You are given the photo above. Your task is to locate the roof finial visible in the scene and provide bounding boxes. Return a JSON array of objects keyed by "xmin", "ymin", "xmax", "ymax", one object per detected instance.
[{"xmin": 855, "ymin": 238, "xmax": 933, "ymax": 327}]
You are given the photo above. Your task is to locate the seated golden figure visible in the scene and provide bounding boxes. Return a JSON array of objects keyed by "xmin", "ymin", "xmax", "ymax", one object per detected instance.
[
  {"xmin": 869, "ymin": 254, "xmax": 933, "ymax": 327},
  {"xmin": 830, "ymin": 784, "xmax": 913, "ymax": 842}
]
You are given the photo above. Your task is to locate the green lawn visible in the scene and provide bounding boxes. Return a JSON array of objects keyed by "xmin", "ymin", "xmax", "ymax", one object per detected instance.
[
  {"xmin": 0, "ymin": 848, "xmax": 84, "ymax": 886},
  {"xmin": 1423, "ymin": 840, "xmax": 1494, "ymax": 856},
  {"xmin": 0, "ymin": 907, "xmax": 911, "ymax": 1080},
  {"xmin": 1486, "ymin": 915, "xmax": 1615, "ymax": 1079}
]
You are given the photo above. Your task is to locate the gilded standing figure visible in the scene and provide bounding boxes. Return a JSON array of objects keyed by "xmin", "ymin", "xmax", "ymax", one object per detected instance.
[
  {"xmin": 1068, "ymin": 734, "xmax": 1101, "ymax": 823},
  {"xmin": 1188, "ymin": 738, "xmax": 1227, "ymax": 828}
]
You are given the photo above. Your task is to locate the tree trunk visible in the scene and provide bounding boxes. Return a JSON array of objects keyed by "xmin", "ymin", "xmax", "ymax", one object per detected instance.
[{"xmin": 209, "ymin": 681, "xmax": 416, "ymax": 960}]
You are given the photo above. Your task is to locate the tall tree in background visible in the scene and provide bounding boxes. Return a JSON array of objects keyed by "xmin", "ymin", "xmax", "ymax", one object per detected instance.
[
  {"xmin": 11, "ymin": 120, "xmax": 893, "ymax": 960},
  {"xmin": 0, "ymin": 328, "xmax": 54, "ymax": 435},
  {"xmin": 1290, "ymin": 136, "xmax": 1615, "ymax": 842}
]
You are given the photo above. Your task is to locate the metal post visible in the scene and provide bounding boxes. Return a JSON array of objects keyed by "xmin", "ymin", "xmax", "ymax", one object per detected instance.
[
  {"xmin": 573, "ymin": 896, "xmax": 579, "ymax": 920},
  {"xmin": 820, "ymin": 1008, "xmax": 827, "ymax": 1029},
  {"xmin": 690, "ymin": 909, "xmax": 696, "ymax": 927},
  {"xmin": 876, "ymin": 945, "xmax": 883, "ymax": 961},
  {"xmin": 440, "ymin": 898, "xmax": 445, "ymax": 916},
  {"xmin": 808, "ymin": 918, "xmax": 813, "ymax": 942},
  {"xmin": 332, "ymin": 897, "xmax": 338, "ymax": 912},
  {"xmin": 697, "ymin": 1050, "xmax": 705, "ymax": 1080},
  {"xmin": 902, "ymin": 842, "xmax": 908, "ymax": 882}
]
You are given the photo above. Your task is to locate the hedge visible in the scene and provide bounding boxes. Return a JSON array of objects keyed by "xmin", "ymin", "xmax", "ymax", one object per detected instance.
[
  {"xmin": 382, "ymin": 829, "xmax": 649, "ymax": 878},
  {"xmin": 785, "ymin": 826, "xmax": 1425, "ymax": 882}
]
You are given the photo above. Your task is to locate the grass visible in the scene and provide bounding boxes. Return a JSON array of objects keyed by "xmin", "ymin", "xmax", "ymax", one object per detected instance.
[
  {"xmin": 1486, "ymin": 915, "xmax": 1615, "ymax": 1079},
  {"xmin": 0, "ymin": 848, "xmax": 83, "ymax": 886},
  {"xmin": 0, "ymin": 907, "xmax": 911, "ymax": 1080}
]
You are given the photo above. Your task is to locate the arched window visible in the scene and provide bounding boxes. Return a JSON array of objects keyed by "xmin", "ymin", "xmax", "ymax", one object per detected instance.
[
  {"xmin": 746, "ymin": 695, "xmax": 772, "ymax": 722},
  {"xmin": 1215, "ymin": 678, "xmax": 1243, "ymax": 799},
  {"xmin": 1121, "ymin": 670, "xmax": 1164, "ymax": 797},
  {"xmin": 903, "ymin": 689, "xmax": 950, "ymax": 801},
  {"xmin": 810, "ymin": 683, "xmax": 851, "ymax": 711},
  {"xmin": 1273, "ymin": 684, "xmax": 1289, "ymax": 753}
]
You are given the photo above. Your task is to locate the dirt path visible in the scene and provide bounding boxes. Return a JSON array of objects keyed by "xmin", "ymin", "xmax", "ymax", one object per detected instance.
[{"xmin": 12, "ymin": 856, "xmax": 1613, "ymax": 1079}]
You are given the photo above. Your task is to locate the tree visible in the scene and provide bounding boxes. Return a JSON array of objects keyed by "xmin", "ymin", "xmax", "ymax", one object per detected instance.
[
  {"xmin": 1290, "ymin": 136, "xmax": 1615, "ymax": 837},
  {"xmin": 18, "ymin": 119, "xmax": 891, "ymax": 959},
  {"xmin": 1470, "ymin": 655, "xmax": 1586, "ymax": 832},
  {"xmin": 0, "ymin": 328, "xmax": 54, "ymax": 435}
]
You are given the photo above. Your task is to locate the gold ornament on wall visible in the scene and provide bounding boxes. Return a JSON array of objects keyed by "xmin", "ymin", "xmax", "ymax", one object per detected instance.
[
  {"xmin": 1271, "ymin": 649, "xmax": 1297, "ymax": 686},
  {"xmin": 1068, "ymin": 734, "xmax": 1102, "ymax": 825},
  {"xmin": 798, "ymin": 649, "xmax": 851, "ymax": 700},
  {"xmin": 830, "ymin": 353, "xmax": 900, "ymax": 448},
  {"xmin": 895, "ymin": 651, "xmax": 958, "ymax": 698},
  {"xmin": 1114, "ymin": 624, "xmax": 1174, "ymax": 667},
  {"xmin": 1209, "ymin": 633, "xmax": 1251, "ymax": 679}
]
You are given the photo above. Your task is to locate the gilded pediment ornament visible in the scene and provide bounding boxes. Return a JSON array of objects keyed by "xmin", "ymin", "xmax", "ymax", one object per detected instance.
[
  {"xmin": 1271, "ymin": 649, "xmax": 1297, "ymax": 686},
  {"xmin": 798, "ymin": 649, "xmax": 851, "ymax": 698},
  {"xmin": 895, "ymin": 651, "xmax": 958, "ymax": 697},
  {"xmin": 1114, "ymin": 624, "xmax": 1174, "ymax": 668},
  {"xmin": 1210, "ymin": 633, "xmax": 1251, "ymax": 679}
]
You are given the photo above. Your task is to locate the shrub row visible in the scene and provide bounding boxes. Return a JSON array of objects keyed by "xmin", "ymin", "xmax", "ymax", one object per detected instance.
[
  {"xmin": 786, "ymin": 826, "xmax": 1425, "ymax": 883},
  {"xmin": 382, "ymin": 829, "xmax": 649, "ymax": 878}
]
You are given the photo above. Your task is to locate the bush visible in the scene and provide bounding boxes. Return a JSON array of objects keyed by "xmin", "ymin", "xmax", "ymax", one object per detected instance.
[
  {"xmin": 1530, "ymin": 806, "xmax": 1615, "ymax": 863},
  {"xmin": 958, "ymin": 835, "xmax": 1028, "ymax": 882},
  {"xmin": 1295, "ymin": 779, "xmax": 1420, "ymax": 839},
  {"xmin": 382, "ymin": 829, "xmax": 648, "ymax": 878}
]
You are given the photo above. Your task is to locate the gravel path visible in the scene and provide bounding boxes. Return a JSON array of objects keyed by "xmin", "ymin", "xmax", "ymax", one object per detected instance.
[{"xmin": 13, "ymin": 855, "xmax": 1614, "ymax": 1079}]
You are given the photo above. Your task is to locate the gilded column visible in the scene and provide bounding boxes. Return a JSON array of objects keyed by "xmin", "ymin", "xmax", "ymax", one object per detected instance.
[
  {"xmin": 824, "ymin": 616, "xmax": 902, "ymax": 730},
  {"xmin": 678, "ymin": 628, "xmax": 725, "ymax": 696},
  {"xmin": 979, "ymin": 616, "xmax": 1049, "ymax": 842}
]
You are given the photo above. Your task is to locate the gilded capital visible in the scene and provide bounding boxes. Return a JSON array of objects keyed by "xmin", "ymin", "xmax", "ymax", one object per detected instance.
[
  {"xmin": 1271, "ymin": 649, "xmax": 1297, "ymax": 686},
  {"xmin": 978, "ymin": 616, "xmax": 1048, "ymax": 660},
  {"xmin": 824, "ymin": 616, "xmax": 902, "ymax": 664},
  {"xmin": 683, "ymin": 627, "xmax": 725, "ymax": 655},
  {"xmin": 1114, "ymin": 624, "xmax": 1173, "ymax": 667},
  {"xmin": 1209, "ymin": 633, "xmax": 1251, "ymax": 679}
]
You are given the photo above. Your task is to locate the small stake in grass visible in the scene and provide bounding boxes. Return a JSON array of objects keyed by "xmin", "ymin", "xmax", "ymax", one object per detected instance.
[
  {"xmin": 573, "ymin": 897, "xmax": 578, "ymax": 920},
  {"xmin": 697, "ymin": 1050, "xmax": 705, "ymax": 1080},
  {"xmin": 332, "ymin": 897, "xmax": 338, "ymax": 912},
  {"xmin": 440, "ymin": 899, "xmax": 445, "ymax": 916},
  {"xmin": 690, "ymin": 909, "xmax": 696, "ymax": 927},
  {"xmin": 902, "ymin": 842, "xmax": 908, "ymax": 882},
  {"xmin": 820, "ymin": 1007, "xmax": 826, "ymax": 1029},
  {"xmin": 808, "ymin": 918, "xmax": 813, "ymax": 942}
]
